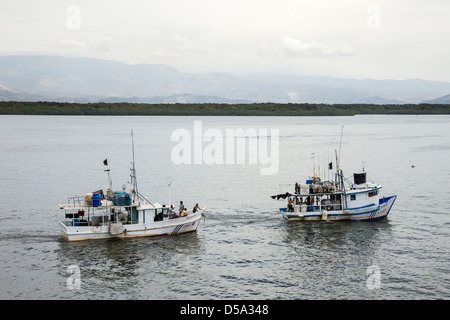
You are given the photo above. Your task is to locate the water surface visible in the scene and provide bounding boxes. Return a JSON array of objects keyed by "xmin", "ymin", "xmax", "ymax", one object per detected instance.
[{"xmin": 0, "ymin": 115, "xmax": 449, "ymax": 299}]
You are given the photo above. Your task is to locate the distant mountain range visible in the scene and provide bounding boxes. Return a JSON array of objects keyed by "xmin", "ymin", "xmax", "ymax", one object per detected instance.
[
  {"xmin": 1, "ymin": 55, "xmax": 450, "ymax": 104},
  {"xmin": 422, "ymin": 94, "xmax": 450, "ymax": 104}
]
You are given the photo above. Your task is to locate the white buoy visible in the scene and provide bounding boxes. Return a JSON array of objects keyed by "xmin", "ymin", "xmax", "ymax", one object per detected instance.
[{"xmin": 321, "ymin": 210, "xmax": 328, "ymax": 221}]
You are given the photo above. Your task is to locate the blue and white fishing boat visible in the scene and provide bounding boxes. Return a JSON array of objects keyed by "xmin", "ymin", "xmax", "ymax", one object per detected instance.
[
  {"xmin": 272, "ymin": 130, "xmax": 396, "ymax": 221},
  {"xmin": 272, "ymin": 170, "xmax": 396, "ymax": 221},
  {"xmin": 58, "ymin": 131, "xmax": 205, "ymax": 241}
]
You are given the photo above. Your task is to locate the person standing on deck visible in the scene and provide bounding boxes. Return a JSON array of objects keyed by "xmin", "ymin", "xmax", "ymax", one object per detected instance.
[{"xmin": 179, "ymin": 201, "xmax": 185, "ymax": 214}]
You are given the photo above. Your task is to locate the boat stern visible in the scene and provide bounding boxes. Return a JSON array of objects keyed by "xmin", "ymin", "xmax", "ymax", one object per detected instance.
[{"xmin": 58, "ymin": 221, "xmax": 69, "ymax": 240}]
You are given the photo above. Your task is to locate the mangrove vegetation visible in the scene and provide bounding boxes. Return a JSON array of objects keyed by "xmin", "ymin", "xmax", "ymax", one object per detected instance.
[{"xmin": 0, "ymin": 101, "xmax": 449, "ymax": 116}]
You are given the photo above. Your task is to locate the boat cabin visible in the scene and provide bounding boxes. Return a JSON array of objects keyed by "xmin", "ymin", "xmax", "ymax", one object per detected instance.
[
  {"xmin": 278, "ymin": 172, "xmax": 381, "ymax": 214},
  {"xmin": 60, "ymin": 190, "xmax": 178, "ymax": 228}
]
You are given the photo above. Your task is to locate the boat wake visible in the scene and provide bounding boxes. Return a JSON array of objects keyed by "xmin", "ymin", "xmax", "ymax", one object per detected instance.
[
  {"xmin": 201, "ymin": 211, "xmax": 279, "ymax": 224},
  {"xmin": 0, "ymin": 232, "xmax": 60, "ymax": 242}
]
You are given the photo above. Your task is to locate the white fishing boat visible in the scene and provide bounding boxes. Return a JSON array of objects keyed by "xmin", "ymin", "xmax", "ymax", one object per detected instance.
[
  {"xmin": 272, "ymin": 129, "xmax": 396, "ymax": 221},
  {"xmin": 58, "ymin": 131, "xmax": 205, "ymax": 242}
]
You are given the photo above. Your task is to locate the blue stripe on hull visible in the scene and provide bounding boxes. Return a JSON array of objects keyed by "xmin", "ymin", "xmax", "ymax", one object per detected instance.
[
  {"xmin": 171, "ymin": 224, "xmax": 183, "ymax": 235},
  {"xmin": 358, "ymin": 215, "xmax": 388, "ymax": 222}
]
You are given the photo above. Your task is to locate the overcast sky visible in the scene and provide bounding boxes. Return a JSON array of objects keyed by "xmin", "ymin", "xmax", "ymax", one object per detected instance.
[{"xmin": 1, "ymin": 0, "xmax": 449, "ymax": 81}]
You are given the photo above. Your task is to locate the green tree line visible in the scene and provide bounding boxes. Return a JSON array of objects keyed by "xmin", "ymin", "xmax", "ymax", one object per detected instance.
[{"xmin": 0, "ymin": 101, "xmax": 449, "ymax": 116}]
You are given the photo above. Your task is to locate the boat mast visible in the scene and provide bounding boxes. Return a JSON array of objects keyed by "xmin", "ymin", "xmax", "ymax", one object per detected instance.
[
  {"xmin": 336, "ymin": 125, "xmax": 348, "ymax": 209},
  {"xmin": 130, "ymin": 129, "xmax": 139, "ymax": 202},
  {"xmin": 335, "ymin": 149, "xmax": 340, "ymax": 190},
  {"xmin": 338, "ymin": 125, "xmax": 343, "ymax": 167},
  {"xmin": 104, "ymin": 156, "xmax": 113, "ymax": 191},
  {"xmin": 335, "ymin": 125, "xmax": 344, "ymax": 190},
  {"xmin": 128, "ymin": 130, "xmax": 154, "ymax": 207},
  {"xmin": 167, "ymin": 176, "xmax": 173, "ymax": 206}
]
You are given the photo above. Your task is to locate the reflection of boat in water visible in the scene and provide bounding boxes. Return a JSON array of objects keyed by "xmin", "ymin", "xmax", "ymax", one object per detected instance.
[
  {"xmin": 58, "ymin": 130, "xmax": 204, "ymax": 242},
  {"xmin": 272, "ymin": 130, "xmax": 396, "ymax": 221}
]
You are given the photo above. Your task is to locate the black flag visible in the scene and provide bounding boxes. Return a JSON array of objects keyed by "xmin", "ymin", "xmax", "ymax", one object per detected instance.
[
  {"xmin": 328, "ymin": 162, "xmax": 333, "ymax": 170},
  {"xmin": 103, "ymin": 159, "xmax": 108, "ymax": 166}
]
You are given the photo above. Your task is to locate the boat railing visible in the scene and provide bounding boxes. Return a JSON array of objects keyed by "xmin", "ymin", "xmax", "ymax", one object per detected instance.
[
  {"xmin": 291, "ymin": 201, "xmax": 343, "ymax": 212},
  {"xmin": 310, "ymin": 202, "xmax": 342, "ymax": 211},
  {"xmin": 67, "ymin": 195, "xmax": 86, "ymax": 207}
]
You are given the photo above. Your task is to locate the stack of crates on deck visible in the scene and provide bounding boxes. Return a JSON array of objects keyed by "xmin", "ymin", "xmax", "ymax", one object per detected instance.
[{"xmin": 112, "ymin": 192, "xmax": 132, "ymax": 206}]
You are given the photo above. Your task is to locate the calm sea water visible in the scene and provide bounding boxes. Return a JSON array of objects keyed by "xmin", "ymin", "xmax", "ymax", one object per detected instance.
[{"xmin": 0, "ymin": 115, "xmax": 449, "ymax": 300}]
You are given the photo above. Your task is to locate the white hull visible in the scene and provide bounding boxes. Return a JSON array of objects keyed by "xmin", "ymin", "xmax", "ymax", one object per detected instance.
[
  {"xmin": 280, "ymin": 196, "xmax": 396, "ymax": 221},
  {"xmin": 59, "ymin": 211, "xmax": 203, "ymax": 242}
]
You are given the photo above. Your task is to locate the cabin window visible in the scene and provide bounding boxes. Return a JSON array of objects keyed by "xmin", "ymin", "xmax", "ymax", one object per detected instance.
[
  {"xmin": 350, "ymin": 194, "xmax": 356, "ymax": 201},
  {"xmin": 368, "ymin": 190, "xmax": 378, "ymax": 197},
  {"xmin": 154, "ymin": 208, "xmax": 164, "ymax": 221}
]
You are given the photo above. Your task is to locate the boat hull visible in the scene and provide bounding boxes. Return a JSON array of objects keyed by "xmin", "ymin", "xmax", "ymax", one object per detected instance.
[
  {"xmin": 59, "ymin": 211, "xmax": 203, "ymax": 242},
  {"xmin": 280, "ymin": 195, "xmax": 396, "ymax": 221}
]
